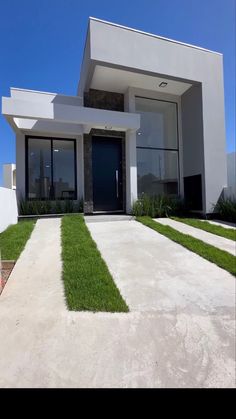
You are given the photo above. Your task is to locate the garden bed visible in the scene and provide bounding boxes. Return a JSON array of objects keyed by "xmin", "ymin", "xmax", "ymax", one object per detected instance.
[{"xmin": 0, "ymin": 260, "xmax": 15, "ymax": 294}]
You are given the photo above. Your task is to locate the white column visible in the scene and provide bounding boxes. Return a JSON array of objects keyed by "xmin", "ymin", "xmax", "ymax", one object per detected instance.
[
  {"xmin": 126, "ymin": 129, "xmax": 137, "ymax": 213},
  {"xmin": 16, "ymin": 133, "xmax": 25, "ymax": 200}
]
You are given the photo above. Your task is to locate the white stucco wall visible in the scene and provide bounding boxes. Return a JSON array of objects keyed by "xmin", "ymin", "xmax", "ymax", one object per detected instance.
[
  {"xmin": 0, "ymin": 187, "xmax": 18, "ymax": 233},
  {"xmin": 3, "ymin": 164, "xmax": 16, "ymax": 189}
]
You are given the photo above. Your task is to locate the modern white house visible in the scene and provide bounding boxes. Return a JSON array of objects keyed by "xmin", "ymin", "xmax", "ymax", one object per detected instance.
[{"xmin": 2, "ymin": 17, "xmax": 228, "ymax": 214}]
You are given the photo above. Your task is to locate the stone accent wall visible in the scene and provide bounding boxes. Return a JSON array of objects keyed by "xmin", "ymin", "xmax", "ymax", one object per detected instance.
[
  {"xmin": 84, "ymin": 89, "xmax": 124, "ymax": 112},
  {"xmin": 83, "ymin": 129, "xmax": 126, "ymax": 214},
  {"xmin": 83, "ymin": 134, "xmax": 93, "ymax": 214}
]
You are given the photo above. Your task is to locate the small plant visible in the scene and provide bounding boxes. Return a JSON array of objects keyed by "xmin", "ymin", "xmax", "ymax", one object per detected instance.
[
  {"xmin": 213, "ymin": 197, "xmax": 236, "ymax": 223},
  {"xmin": 132, "ymin": 194, "xmax": 185, "ymax": 218},
  {"xmin": 18, "ymin": 198, "xmax": 84, "ymax": 215}
]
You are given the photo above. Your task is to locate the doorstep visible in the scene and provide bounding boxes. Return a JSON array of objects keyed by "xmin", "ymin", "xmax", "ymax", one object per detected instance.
[{"xmin": 85, "ymin": 214, "xmax": 134, "ymax": 223}]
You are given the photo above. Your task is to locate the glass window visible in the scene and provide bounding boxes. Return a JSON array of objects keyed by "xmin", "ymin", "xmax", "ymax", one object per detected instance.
[
  {"xmin": 27, "ymin": 137, "xmax": 76, "ymax": 200},
  {"xmin": 53, "ymin": 140, "xmax": 76, "ymax": 199},
  {"xmin": 137, "ymin": 149, "xmax": 179, "ymax": 196},
  {"xmin": 28, "ymin": 138, "xmax": 51, "ymax": 199},
  {"xmin": 136, "ymin": 97, "xmax": 178, "ymax": 149}
]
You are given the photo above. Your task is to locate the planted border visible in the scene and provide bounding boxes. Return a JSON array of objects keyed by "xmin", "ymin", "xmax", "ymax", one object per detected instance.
[
  {"xmin": 172, "ymin": 217, "xmax": 236, "ymax": 241},
  {"xmin": 136, "ymin": 216, "xmax": 236, "ymax": 277},
  {"xmin": 61, "ymin": 215, "xmax": 129, "ymax": 312}
]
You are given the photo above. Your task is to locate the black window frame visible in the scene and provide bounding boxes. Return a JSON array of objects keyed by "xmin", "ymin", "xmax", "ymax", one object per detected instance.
[
  {"xmin": 25, "ymin": 135, "xmax": 77, "ymax": 200},
  {"xmin": 135, "ymin": 96, "xmax": 180, "ymax": 196}
]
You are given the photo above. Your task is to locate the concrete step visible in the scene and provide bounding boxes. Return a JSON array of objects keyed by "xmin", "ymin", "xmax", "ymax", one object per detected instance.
[{"xmin": 84, "ymin": 214, "xmax": 134, "ymax": 223}]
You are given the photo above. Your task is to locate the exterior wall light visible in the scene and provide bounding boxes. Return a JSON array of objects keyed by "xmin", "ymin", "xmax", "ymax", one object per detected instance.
[{"xmin": 159, "ymin": 82, "xmax": 168, "ymax": 87}]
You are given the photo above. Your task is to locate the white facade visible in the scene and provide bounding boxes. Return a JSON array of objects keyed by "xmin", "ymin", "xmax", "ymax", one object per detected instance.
[
  {"xmin": 0, "ymin": 187, "xmax": 18, "ymax": 233},
  {"xmin": 1, "ymin": 18, "xmax": 228, "ymax": 214},
  {"xmin": 3, "ymin": 163, "xmax": 16, "ymax": 190}
]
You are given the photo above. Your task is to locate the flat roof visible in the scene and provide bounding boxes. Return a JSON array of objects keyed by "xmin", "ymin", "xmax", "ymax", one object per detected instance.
[{"xmin": 89, "ymin": 17, "xmax": 222, "ymax": 56}]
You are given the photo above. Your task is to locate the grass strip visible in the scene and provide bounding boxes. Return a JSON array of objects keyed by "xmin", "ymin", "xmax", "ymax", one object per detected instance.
[
  {"xmin": 136, "ymin": 216, "xmax": 236, "ymax": 277},
  {"xmin": 61, "ymin": 215, "xmax": 129, "ymax": 312},
  {"xmin": 0, "ymin": 220, "xmax": 35, "ymax": 260},
  {"xmin": 172, "ymin": 217, "xmax": 236, "ymax": 241}
]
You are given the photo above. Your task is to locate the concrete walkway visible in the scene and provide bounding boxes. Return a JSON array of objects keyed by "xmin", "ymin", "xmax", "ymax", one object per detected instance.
[
  {"xmin": 0, "ymin": 218, "xmax": 65, "ymax": 313},
  {"xmin": 155, "ymin": 218, "xmax": 236, "ymax": 256},
  {"xmin": 202, "ymin": 220, "xmax": 236, "ymax": 230},
  {"xmin": 0, "ymin": 217, "xmax": 235, "ymax": 388}
]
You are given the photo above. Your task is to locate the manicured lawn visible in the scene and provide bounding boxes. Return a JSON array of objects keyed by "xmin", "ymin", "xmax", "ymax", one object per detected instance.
[
  {"xmin": 136, "ymin": 216, "xmax": 236, "ymax": 277},
  {"xmin": 0, "ymin": 221, "xmax": 35, "ymax": 260},
  {"xmin": 172, "ymin": 217, "xmax": 236, "ymax": 241},
  {"xmin": 61, "ymin": 215, "xmax": 129, "ymax": 312}
]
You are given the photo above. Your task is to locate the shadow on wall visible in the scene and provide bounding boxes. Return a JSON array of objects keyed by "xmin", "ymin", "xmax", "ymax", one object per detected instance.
[{"xmin": 212, "ymin": 189, "xmax": 236, "ymax": 223}]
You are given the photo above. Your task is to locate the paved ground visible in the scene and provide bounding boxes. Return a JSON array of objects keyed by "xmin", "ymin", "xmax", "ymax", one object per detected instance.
[
  {"xmin": 203, "ymin": 220, "xmax": 236, "ymax": 230},
  {"xmin": 0, "ymin": 217, "xmax": 235, "ymax": 388},
  {"xmin": 155, "ymin": 218, "xmax": 236, "ymax": 256}
]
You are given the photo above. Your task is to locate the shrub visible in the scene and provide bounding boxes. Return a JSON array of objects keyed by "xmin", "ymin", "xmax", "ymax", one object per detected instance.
[
  {"xmin": 18, "ymin": 198, "xmax": 84, "ymax": 215},
  {"xmin": 214, "ymin": 197, "xmax": 236, "ymax": 223},
  {"xmin": 132, "ymin": 194, "xmax": 185, "ymax": 218}
]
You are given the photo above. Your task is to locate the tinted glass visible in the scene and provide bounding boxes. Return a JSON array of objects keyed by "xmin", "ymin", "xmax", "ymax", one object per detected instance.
[
  {"xmin": 136, "ymin": 97, "xmax": 178, "ymax": 149},
  {"xmin": 28, "ymin": 138, "xmax": 51, "ymax": 199},
  {"xmin": 137, "ymin": 148, "xmax": 179, "ymax": 196},
  {"xmin": 53, "ymin": 140, "xmax": 76, "ymax": 199}
]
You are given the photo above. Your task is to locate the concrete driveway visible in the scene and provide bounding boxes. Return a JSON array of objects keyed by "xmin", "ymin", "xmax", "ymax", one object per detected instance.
[{"xmin": 0, "ymin": 217, "xmax": 235, "ymax": 388}]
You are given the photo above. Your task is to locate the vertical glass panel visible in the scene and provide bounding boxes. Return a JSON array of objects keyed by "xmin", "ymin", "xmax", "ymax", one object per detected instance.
[
  {"xmin": 136, "ymin": 97, "xmax": 178, "ymax": 149},
  {"xmin": 28, "ymin": 138, "xmax": 51, "ymax": 199},
  {"xmin": 53, "ymin": 140, "xmax": 76, "ymax": 199},
  {"xmin": 137, "ymin": 149, "xmax": 179, "ymax": 196}
]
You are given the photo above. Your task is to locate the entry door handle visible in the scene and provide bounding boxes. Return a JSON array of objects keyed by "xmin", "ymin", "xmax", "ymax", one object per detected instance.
[{"xmin": 116, "ymin": 170, "xmax": 119, "ymax": 198}]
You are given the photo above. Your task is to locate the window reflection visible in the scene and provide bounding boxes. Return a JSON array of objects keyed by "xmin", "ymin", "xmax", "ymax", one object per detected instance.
[
  {"xmin": 27, "ymin": 138, "xmax": 76, "ymax": 200},
  {"xmin": 136, "ymin": 97, "xmax": 179, "ymax": 197},
  {"xmin": 137, "ymin": 149, "xmax": 179, "ymax": 196}
]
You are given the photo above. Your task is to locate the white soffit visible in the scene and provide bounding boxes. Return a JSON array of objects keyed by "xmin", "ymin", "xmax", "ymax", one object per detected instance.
[{"xmin": 91, "ymin": 65, "xmax": 192, "ymax": 95}]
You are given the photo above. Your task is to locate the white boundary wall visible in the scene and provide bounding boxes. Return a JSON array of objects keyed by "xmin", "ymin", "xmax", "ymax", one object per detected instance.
[{"xmin": 0, "ymin": 187, "xmax": 18, "ymax": 233}]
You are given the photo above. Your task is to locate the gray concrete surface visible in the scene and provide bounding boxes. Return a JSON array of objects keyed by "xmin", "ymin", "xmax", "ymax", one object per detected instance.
[
  {"xmin": 0, "ymin": 218, "xmax": 65, "ymax": 313},
  {"xmin": 204, "ymin": 220, "xmax": 236, "ymax": 230},
  {"xmin": 155, "ymin": 218, "xmax": 236, "ymax": 256},
  {"xmin": 0, "ymin": 218, "xmax": 235, "ymax": 388}
]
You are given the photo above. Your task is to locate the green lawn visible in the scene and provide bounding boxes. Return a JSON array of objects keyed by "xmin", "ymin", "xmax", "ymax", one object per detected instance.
[
  {"xmin": 172, "ymin": 217, "xmax": 236, "ymax": 241},
  {"xmin": 136, "ymin": 216, "xmax": 236, "ymax": 277},
  {"xmin": 61, "ymin": 215, "xmax": 129, "ymax": 312},
  {"xmin": 0, "ymin": 221, "xmax": 35, "ymax": 260}
]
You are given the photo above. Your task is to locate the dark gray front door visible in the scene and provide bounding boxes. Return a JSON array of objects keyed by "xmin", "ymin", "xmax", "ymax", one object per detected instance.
[{"xmin": 92, "ymin": 137, "xmax": 123, "ymax": 211}]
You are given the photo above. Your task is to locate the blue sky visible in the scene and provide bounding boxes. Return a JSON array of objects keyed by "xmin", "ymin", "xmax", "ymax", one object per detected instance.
[{"xmin": 0, "ymin": 0, "xmax": 235, "ymax": 185}]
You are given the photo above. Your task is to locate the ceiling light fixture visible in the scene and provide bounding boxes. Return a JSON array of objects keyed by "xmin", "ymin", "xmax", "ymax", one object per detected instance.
[{"xmin": 159, "ymin": 82, "xmax": 168, "ymax": 88}]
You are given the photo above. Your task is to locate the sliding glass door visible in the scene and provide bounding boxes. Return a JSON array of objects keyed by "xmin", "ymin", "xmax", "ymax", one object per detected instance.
[{"xmin": 26, "ymin": 137, "xmax": 76, "ymax": 200}]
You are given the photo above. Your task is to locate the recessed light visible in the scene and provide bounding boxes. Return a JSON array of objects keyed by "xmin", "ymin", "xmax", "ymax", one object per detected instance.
[
  {"xmin": 159, "ymin": 82, "xmax": 168, "ymax": 88},
  {"xmin": 54, "ymin": 149, "xmax": 59, "ymax": 152}
]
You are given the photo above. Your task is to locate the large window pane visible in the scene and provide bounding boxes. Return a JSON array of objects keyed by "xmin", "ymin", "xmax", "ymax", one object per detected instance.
[
  {"xmin": 28, "ymin": 138, "xmax": 51, "ymax": 199},
  {"xmin": 137, "ymin": 149, "xmax": 179, "ymax": 196},
  {"xmin": 53, "ymin": 140, "xmax": 76, "ymax": 199},
  {"xmin": 136, "ymin": 97, "xmax": 178, "ymax": 149}
]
